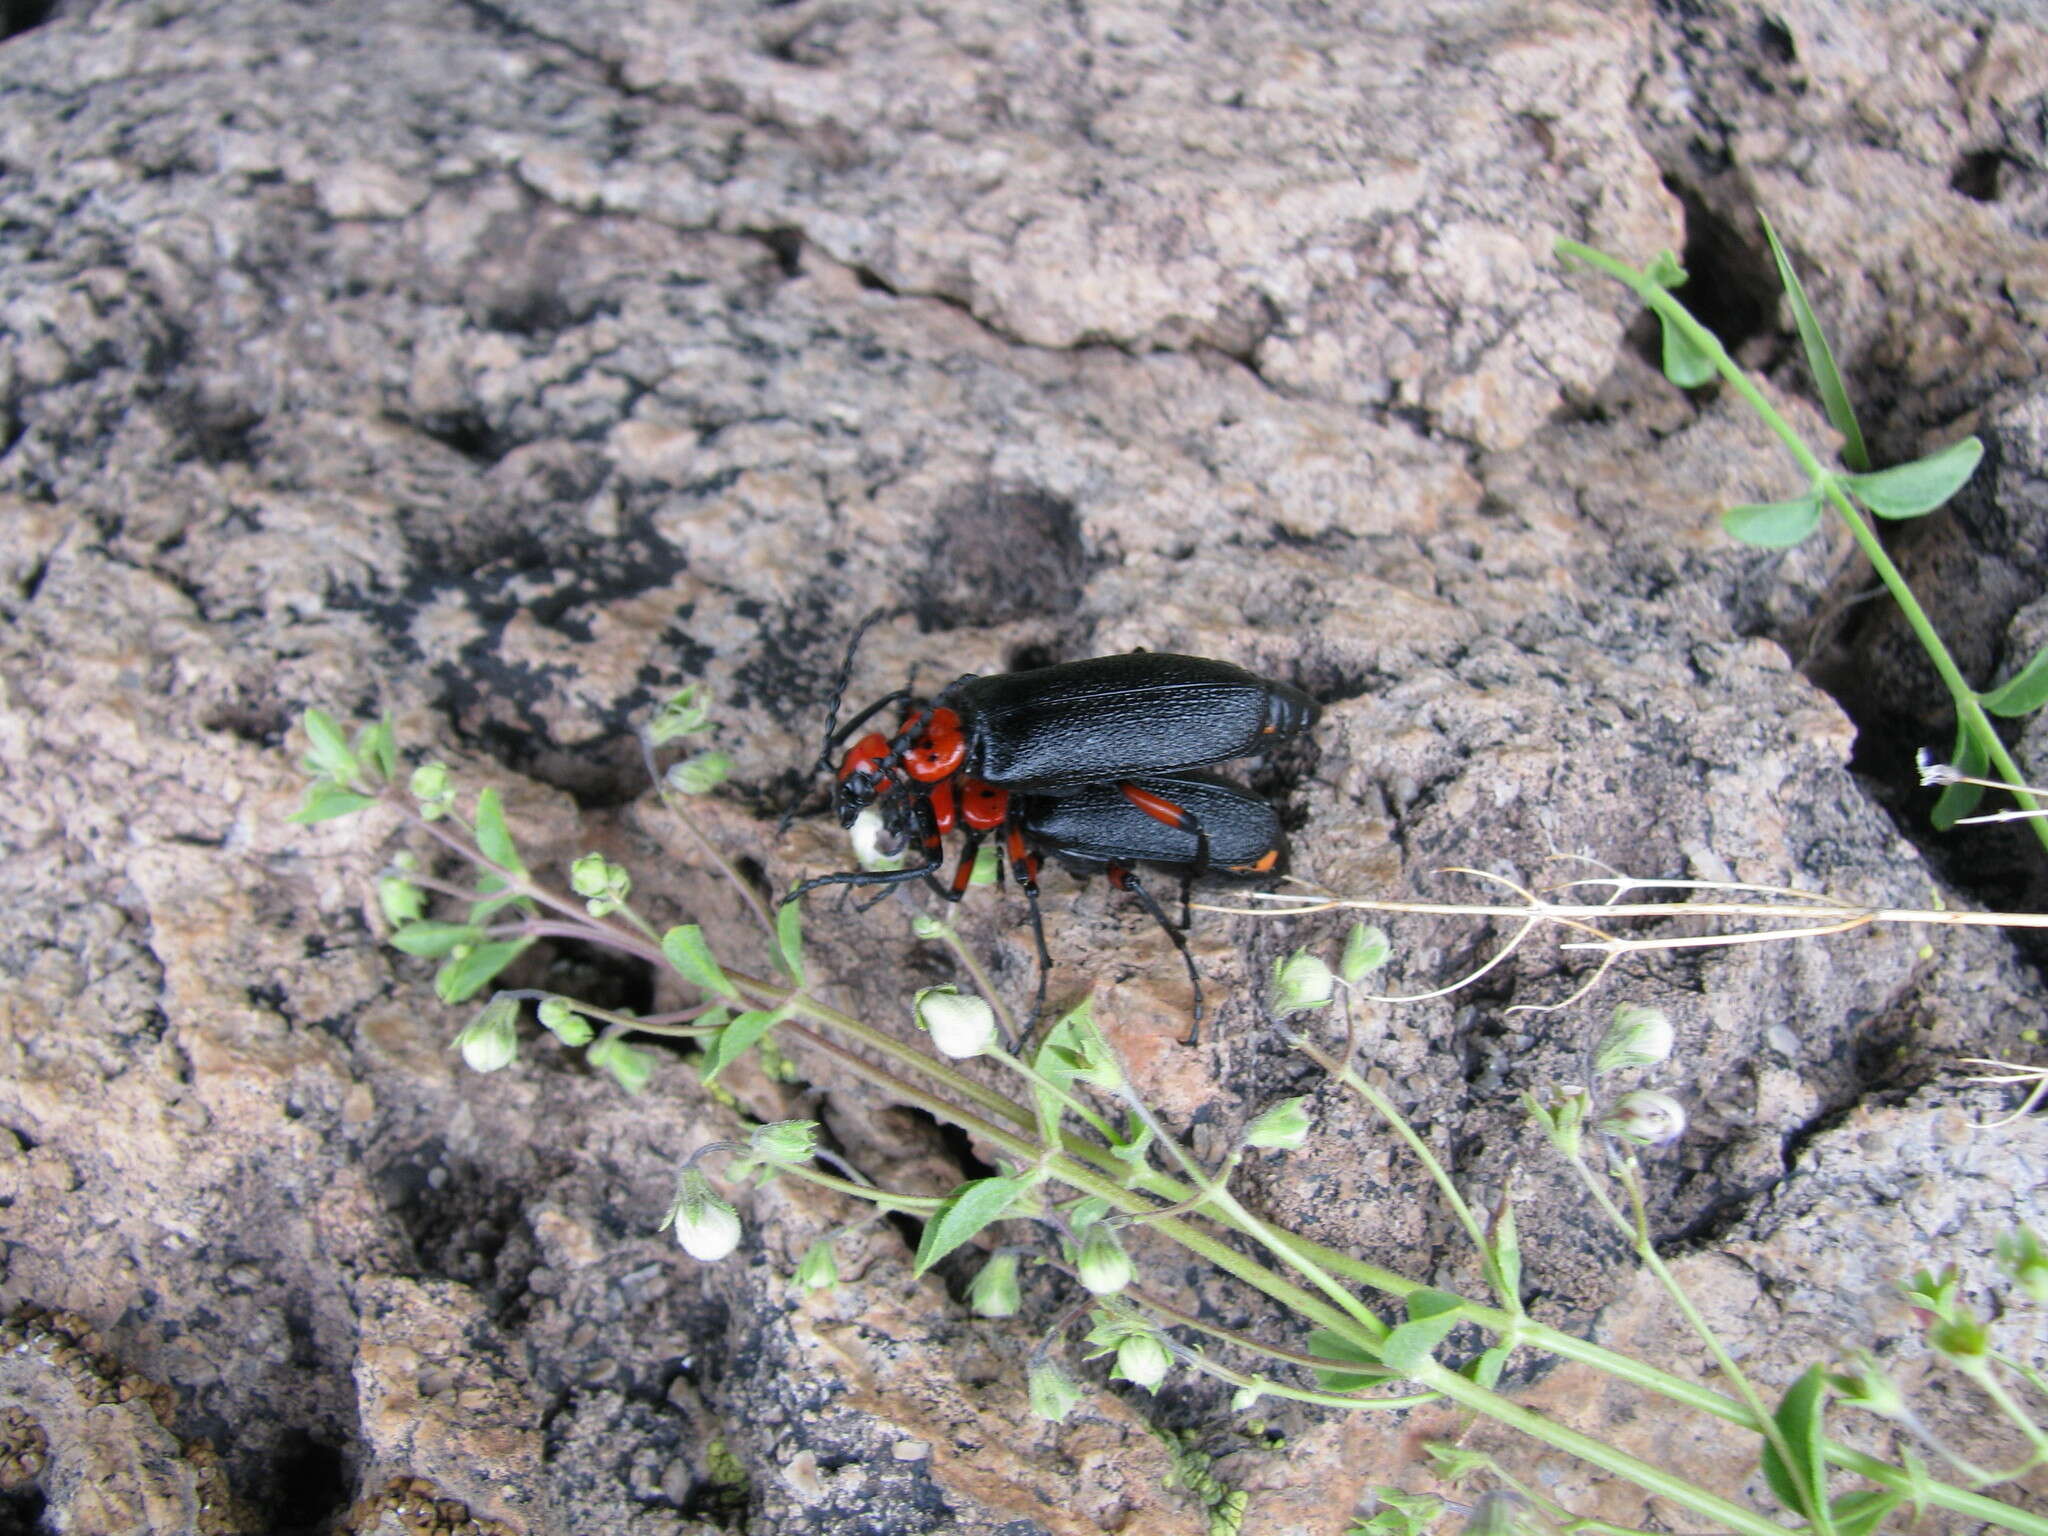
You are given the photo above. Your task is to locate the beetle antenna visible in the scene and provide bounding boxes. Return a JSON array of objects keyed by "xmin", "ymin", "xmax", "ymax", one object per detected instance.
[{"xmin": 778, "ymin": 607, "xmax": 896, "ymax": 836}]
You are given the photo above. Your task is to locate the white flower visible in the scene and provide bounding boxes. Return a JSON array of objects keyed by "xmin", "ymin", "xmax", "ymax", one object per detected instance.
[
  {"xmin": 915, "ymin": 986, "xmax": 997, "ymax": 1059},
  {"xmin": 665, "ymin": 1168, "xmax": 742, "ymax": 1262},
  {"xmin": 1598, "ymin": 1090, "xmax": 1688, "ymax": 1146}
]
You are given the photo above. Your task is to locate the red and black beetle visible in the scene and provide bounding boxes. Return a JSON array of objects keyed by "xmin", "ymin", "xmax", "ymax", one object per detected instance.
[
  {"xmin": 824, "ymin": 649, "xmax": 1319, "ymax": 829},
  {"xmin": 780, "ymin": 614, "xmax": 1314, "ymax": 1033},
  {"xmin": 791, "ymin": 769, "xmax": 1287, "ymax": 1031}
]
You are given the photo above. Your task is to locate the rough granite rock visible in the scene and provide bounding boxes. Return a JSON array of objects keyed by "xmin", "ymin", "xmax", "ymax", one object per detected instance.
[{"xmin": 3, "ymin": 0, "xmax": 2048, "ymax": 1533}]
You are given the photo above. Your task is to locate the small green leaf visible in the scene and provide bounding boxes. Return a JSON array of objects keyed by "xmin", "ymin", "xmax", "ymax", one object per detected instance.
[
  {"xmin": 663, "ymin": 924, "xmax": 740, "ymax": 1001},
  {"xmin": 1759, "ymin": 1365, "xmax": 1832, "ymax": 1528},
  {"xmin": 300, "ymin": 709, "xmax": 360, "ymax": 781},
  {"xmin": 390, "ymin": 921, "xmax": 485, "ymax": 957},
  {"xmin": 288, "ymin": 781, "xmax": 378, "ymax": 824},
  {"xmin": 913, "ymin": 1176, "xmax": 1025, "ymax": 1273},
  {"xmin": 702, "ymin": 1008, "xmax": 785, "ymax": 1084},
  {"xmin": 1642, "ymin": 250, "xmax": 1688, "ymax": 289},
  {"xmin": 1982, "ymin": 642, "xmax": 2048, "ymax": 718},
  {"xmin": 1339, "ymin": 923, "xmax": 1391, "ymax": 983},
  {"xmin": 774, "ymin": 899, "xmax": 806, "ymax": 987},
  {"xmin": 1305, "ymin": 1328, "xmax": 1393, "ymax": 1392},
  {"xmin": 473, "ymin": 787, "xmax": 521, "ymax": 871},
  {"xmin": 467, "ymin": 873, "xmax": 528, "ymax": 925},
  {"xmin": 588, "ymin": 1033, "xmax": 654, "ymax": 1094},
  {"xmin": 1830, "ymin": 1490, "xmax": 1901, "ymax": 1536},
  {"xmin": 1722, "ymin": 495, "xmax": 1822, "ymax": 548},
  {"xmin": 1843, "ymin": 437, "xmax": 1983, "ymax": 520},
  {"xmin": 1930, "ymin": 721, "xmax": 1988, "ymax": 830},
  {"xmin": 435, "ymin": 939, "xmax": 531, "ymax": 1004},
  {"xmin": 354, "ymin": 718, "xmax": 398, "ymax": 783},
  {"xmin": 1376, "ymin": 1291, "xmax": 1468, "ymax": 1374},
  {"xmin": 377, "ymin": 876, "xmax": 426, "ymax": 925},
  {"xmin": 1356, "ymin": 1489, "xmax": 1448, "ymax": 1536},
  {"xmin": 1658, "ymin": 311, "xmax": 1716, "ymax": 388},
  {"xmin": 1488, "ymin": 1199, "xmax": 1521, "ymax": 1308},
  {"xmin": 1761, "ymin": 212, "xmax": 1869, "ymax": 472},
  {"xmin": 1462, "ymin": 1344, "xmax": 1511, "ymax": 1390}
]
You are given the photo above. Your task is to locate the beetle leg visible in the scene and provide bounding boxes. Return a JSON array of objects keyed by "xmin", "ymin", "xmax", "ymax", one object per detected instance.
[
  {"xmin": 1117, "ymin": 781, "xmax": 1212, "ymax": 883},
  {"xmin": 1001, "ymin": 810, "xmax": 1052, "ymax": 1034},
  {"xmin": 1108, "ymin": 864, "xmax": 1204, "ymax": 1044},
  {"xmin": 784, "ymin": 857, "xmax": 943, "ymax": 906},
  {"xmin": 942, "ymin": 829, "xmax": 986, "ymax": 902}
]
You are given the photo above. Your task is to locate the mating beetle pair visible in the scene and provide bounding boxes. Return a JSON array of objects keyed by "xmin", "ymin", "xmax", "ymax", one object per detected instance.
[{"xmin": 783, "ymin": 616, "xmax": 1319, "ymax": 1032}]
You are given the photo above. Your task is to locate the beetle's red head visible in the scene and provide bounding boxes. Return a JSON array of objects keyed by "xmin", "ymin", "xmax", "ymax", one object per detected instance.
[{"xmin": 831, "ymin": 709, "xmax": 969, "ymax": 826}]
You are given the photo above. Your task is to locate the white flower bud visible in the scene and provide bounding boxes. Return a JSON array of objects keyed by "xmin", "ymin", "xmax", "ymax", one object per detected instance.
[
  {"xmin": 1597, "ymin": 1090, "xmax": 1687, "ymax": 1146},
  {"xmin": 969, "ymin": 1252, "xmax": 1023, "ymax": 1317},
  {"xmin": 1268, "ymin": 950, "xmax": 1334, "ymax": 1016},
  {"xmin": 665, "ymin": 1168, "xmax": 742, "ymax": 1262},
  {"xmin": 1340, "ymin": 923, "xmax": 1391, "ymax": 983},
  {"xmin": 848, "ymin": 803, "xmax": 908, "ymax": 871},
  {"xmin": 1076, "ymin": 1223, "xmax": 1133, "ymax": 1296},
  {"xmin": 1028, "ymin": 1361, "xmax": 1083, "ymax": 1422},
  {"xmin": 794, "ymin": 1240, "xmax": 838, "ymax": 1291},
  {"xmin": 1114, "ymin": 1332, "xmax": 1171, "ymax": 1391},
  {"xmin": 1594, "ymin": 1004, "xmax": 1675, "ymax": 1075},
  {"xmin": 454, "ymin": 999, "xmax": 518, "ymax": 1073},
  {"xmin": 1245, "ymin": 1096, "xmax": 1312, "ymax": 1150},
  {"xmin": 915, "ymin": 986, "xmax": 997, "ymax": 1059}
]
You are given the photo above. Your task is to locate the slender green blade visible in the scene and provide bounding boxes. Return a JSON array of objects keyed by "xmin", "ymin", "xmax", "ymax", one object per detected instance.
[
  {"xmin": 1305, "ymin": 1328, "xmax": 1392, "ymax": 1391},
  {"xmin": 1761, "ymin": 212, "xmax": 1869, "ymax": 471},
  {"xmin": 390, "ymin": 921, "xmax": 485, "ymax": 957},
  {"xmin": 774, "ymin": 899, "xmax": 806, "ymax": 987},
  {"xmin": 300, "ymin": 708, "xmax": 359, "ymax": 781},
  {"xmin": 473, "ymin": 787, "xmax": 522, "ymax": 872},
  {"xmin": 701, "ymin": 1008, "xmax": 784, "ymax": 1083},
  {"xmin": 1831, "ymin": 1490, "xmax": 1901, "ymax": 1536},
  {"xmin": 435, "ymin": 939, "xmax": 532, "ymax": 1004},
  {"xmin": 1983, "ymin": 641, "xmax": 2048, "ymax": 718},
  {"xmin": 1377, "ymin": 1290, "xmax": 1468, "ymax": 1374},
  {"xmin": 1758, "ymin": 1365, "xmax": 1834, "ymax": 1532},
  {"xmin": 662, "ymin": 924, "xmax": 740, "ymax": 1000},
  {"xmin": 913, "ymin": 1176, "xmax": 1025, "ymax": 1273},
  {"xmin": 288, "ymin": 781, "xmax": 377, "ymax": 823},
  {"xmin": 1930, "ymin": 720, "xmax": 1988, "ymax": 830}
]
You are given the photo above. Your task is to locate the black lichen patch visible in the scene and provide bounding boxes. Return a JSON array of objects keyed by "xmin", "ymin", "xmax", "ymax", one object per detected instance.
[{"xmin": 911, "ymin": 482, "xmax": 1087, "ymax": 631}]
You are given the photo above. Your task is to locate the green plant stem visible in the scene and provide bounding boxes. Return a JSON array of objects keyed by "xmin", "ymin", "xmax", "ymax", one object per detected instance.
[
  {"xmin": 987, "ymin": 1045, "xmax": 1117, "ymax": 1149},
  {"xmin": 742, "ymin": 975, "xmax": 2047, "ymax": 1535},
  {"xmin": 1568, "ymin": 1153, "xmax": 1804, "ymax": 1512},
  {"xmin": 1299, "ymin": 1032, "xmax": 1520, "ymax": 1315},
  {"xmin": 1409, "ymin": 1356, "xmax": 1790, "ymax": 1536},
  {"xmin": 657, "ymin": 782, "xmax": 783, "ymax": 945},
  {"xmin": 1959, "ymin": 1359, "xmax": 2048, "ymax": 1459},
  {"xmin": 1173, "ymin": 1346, "xmax": 1437, "ymax": 1413},
  {"xmin": 1116, "ymin": 1088, "xmax": 1391, "ymax": 1343},
  {"xmin": 1119, "ymin": 1279, "xmax": 1420, "ymax": 1387},
  {"xmin": 1556, "ymin": 238, "xmax": 2048, "ymax": 854},
  {"xmin": 781, "ymin": 1163, "xmax": 946, "ymax": 1214},
  {"xmin": 779, "ymin": 1014, "xmax": 1394, "ymax": 1355}
]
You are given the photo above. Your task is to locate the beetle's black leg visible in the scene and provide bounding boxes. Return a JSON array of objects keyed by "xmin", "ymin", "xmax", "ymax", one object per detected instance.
[
  {"xmin": 1000, "ymin": 811, "xmax": 1052, "ymax": 1032},
  {"xmin": 1109, "ymin": 864, "xmax": 1204, "ymax": 1044},
  {"xmin": 785, "ymin": 849, "xmax": 943, "ymax": 906},
  {"xmin": 941, "ymin": 829, "xmax": 987, "ymax": 903},
  {"xmin": 1116, "ymin": 781, "xmax": 1212, "ymax": 881}
]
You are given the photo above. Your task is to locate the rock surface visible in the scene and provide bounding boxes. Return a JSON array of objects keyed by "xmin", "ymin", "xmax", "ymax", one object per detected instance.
[{"xmin": 3, "ymin": 0, "xmax": 2048, "ymax": 1532}]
